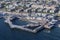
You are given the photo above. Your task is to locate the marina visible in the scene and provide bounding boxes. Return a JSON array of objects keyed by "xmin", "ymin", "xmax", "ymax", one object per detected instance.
[
  {"xmin": 0, "ymin": 0, "xmax": 60, "ymax": 40},
  {"xmin": 0, "ymin": 11, "xmax": 58, "ymax": 33},
  {"xmin": 0, "ymin": 0, "xmax": 60, "ymax": 33},
  {"xmin": 0, "ymin": 17, "xmax": 60, "ymax": 40},
  {"xmin": 4, "ymin": 16, "xmax": 44, "ymax": 33}
]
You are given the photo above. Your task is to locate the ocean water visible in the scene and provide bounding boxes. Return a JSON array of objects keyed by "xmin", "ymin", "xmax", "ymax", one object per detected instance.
[{"xmin": 0, "ymin": 18, "xmax": 60, "ymax": 40}]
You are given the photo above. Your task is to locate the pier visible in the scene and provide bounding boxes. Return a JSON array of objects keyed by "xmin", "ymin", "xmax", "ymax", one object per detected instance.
[
  {"xmin": 4, "ymin": 17, "xmax": 44, "ymax": 33},
  {"xmin": 0, "ymin": 11, "xmax": 58, "ymax": 33},
  {"xmin": 3, "ymin": 13, "xmax": 57, "ymax": 33},
  {"xmin": 44, "ymin": 19, "xmax": 58, "ymax": 29}
]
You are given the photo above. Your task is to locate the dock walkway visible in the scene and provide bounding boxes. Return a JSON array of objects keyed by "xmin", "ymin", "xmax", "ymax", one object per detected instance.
[{"xmin": 4, "ymin": 17, "xmax": 44, "ymax": 33}]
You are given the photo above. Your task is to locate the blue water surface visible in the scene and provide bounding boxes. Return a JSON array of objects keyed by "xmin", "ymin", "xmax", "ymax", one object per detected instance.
[{"xmin": 0, "ymin": 18, "xmax": 60, "ymax": 40}]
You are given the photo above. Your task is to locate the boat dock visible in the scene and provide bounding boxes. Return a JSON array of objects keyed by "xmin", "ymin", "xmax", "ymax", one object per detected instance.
[
  {"xmin": 3, "ymin": 14, "xmax": 57, "ymax": 33},
  {"xmin": 4, "ymin": 17, "xmax": 44, "ymax": 33},
  {"xmin": 44, "ymin": 19, "xmax": 58, "ymax": 29},
  {"xmin": 0, "ymin": 11, "xmax": 58, "ymax": 33}
]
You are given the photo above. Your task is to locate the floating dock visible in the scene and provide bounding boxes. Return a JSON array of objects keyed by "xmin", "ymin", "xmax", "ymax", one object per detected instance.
[
  {"xmin": 0, "ymin": 11, "xmax": 58, "ymax": 33},
  {"xmin": 44, "ymin": 19, "xmax": 58, "ymax": 29},
  {"xmin": 4, "ymin": 17, "xmax": 44, "ymax": 33}
]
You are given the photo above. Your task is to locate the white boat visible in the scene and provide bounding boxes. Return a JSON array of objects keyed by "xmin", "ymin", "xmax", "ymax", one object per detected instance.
[
  {"xmin": 51, "ymin": 19, "xmax": 57, "ymax": 24},
  {"xmin": 49, "ymin": 21, "xmax": 54, "ymax": 24},
  {"xmin": 58, "ymin": 24, "xmax": 60, "ymax": 27}
]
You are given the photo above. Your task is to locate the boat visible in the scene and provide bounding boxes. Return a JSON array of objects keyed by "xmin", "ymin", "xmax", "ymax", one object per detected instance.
[
  {"xmin": 58, "ymin": 24, "xmax": 60, "ymax": 27},
  {"xmin": 26, "ymin": 23, "xmax": 40, "ymax": 27},
  {"xmin": 44, "ymin": 23, "xmax": 53, "ymax": 29}
]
